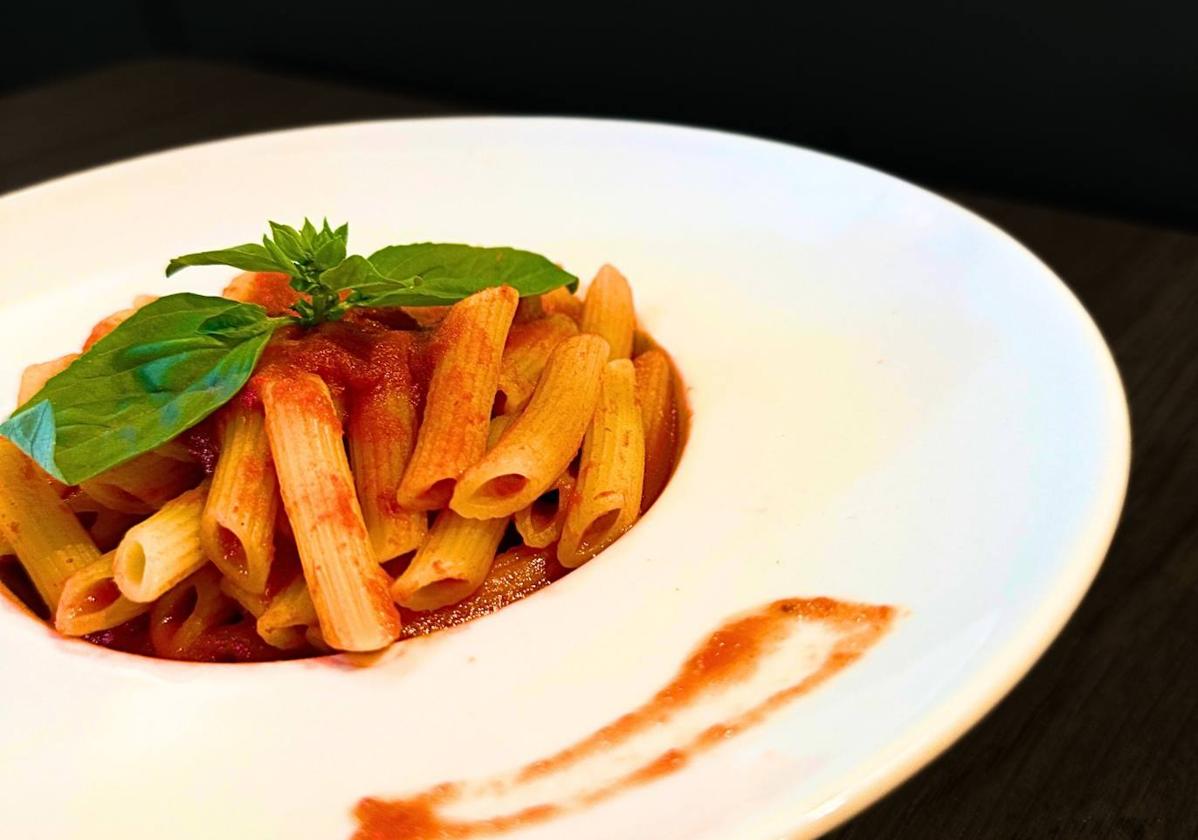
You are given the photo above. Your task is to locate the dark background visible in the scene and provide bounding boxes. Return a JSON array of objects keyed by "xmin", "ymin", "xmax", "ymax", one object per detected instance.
[{"xmin": 4, "ymin": 2, "xmax": 1197, "ymax": 229}]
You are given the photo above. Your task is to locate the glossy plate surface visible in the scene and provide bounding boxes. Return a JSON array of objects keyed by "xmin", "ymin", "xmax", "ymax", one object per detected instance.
[{"xmin": 0, "ymin": 118, "xmax": 1128, "ymax": 839}]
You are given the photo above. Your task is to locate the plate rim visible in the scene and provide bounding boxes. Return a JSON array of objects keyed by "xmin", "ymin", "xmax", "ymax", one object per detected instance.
[{"xmin": 0, "ymin": 116, "xmax": 1132, "ymax": 839}]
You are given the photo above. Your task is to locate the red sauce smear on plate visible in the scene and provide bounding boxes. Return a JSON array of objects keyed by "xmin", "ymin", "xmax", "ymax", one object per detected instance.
[{"xmin": 354, "ymin": 597, "xmax": 896, "ymax": 839}]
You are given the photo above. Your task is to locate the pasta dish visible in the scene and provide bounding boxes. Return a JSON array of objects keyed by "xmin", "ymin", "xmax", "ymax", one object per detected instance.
[{"xmin": 0, "ymin": 221, "xmax": 684, "ymax": 661}]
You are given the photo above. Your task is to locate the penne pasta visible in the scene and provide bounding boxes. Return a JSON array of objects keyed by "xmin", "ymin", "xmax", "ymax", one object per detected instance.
[
  {"xmin": 540, "ymin": 286, "xmax": 584, "ymax": 323},
  {"xmin": 514, "ymin": 469, "xmax": 576, "ymax": 549},
  {"xmin": 17, "ymin": 353, "xmax": 79, "ymax": 406},
  {"xmin": 579, "ymin": 264, "xmax": 635, "ymax": 359},
  {"xmin": 113, "ymin": 482, "xmax": 210, "ymax": 603},
  {"xmin": 394, "ymin": 416, "xmax": 513, "ymax": 610},
  {"xmin": 558, "ymin": 359, "xmax": 646, "ymax": 568},
  {"xmin": 148, "ymin": 566, "xmax": 236, "ymax": 659},
  {"xmin": 0, "ymin": 231, "xmax": 684, "ymax": 664},
  {"xmin": 257, "ymin": 575, "xmax": 319, "ymax": 651},
  {"xmin": 397, "ymin": 285, "xmax": 519, "ymax": 510},
  {"xmin": 633, "ymin": 349, "xmax": 678, "ymax": 511},
  {"xmin": 348, "ymin": 335, "xmax": 427, "ymax": 562},
  {"xmin": 398, "ymin": 545, "xmax": 568, "ymax": 639},
  {"xmin": 400, "ymin": 305, "xmax": 451, "ymax": 328},
  {"xmin": 56, "ymin": 551, "xmax": 151, "ymax": 636},
  {"xmin": 80, "ymin": 451, "xmax": 201, "ymax": 515},
  {"xmin": 201, "ymin": 403, "xmax": 279, "ymax": 594},
  {"xmin": 0, "ymin": 440, "xmax": 102, "ymax": 611},
  {"xmin": 452, "ymin": 334, "xmax": 608, "ymax": 519},
  {"xmin": 261, "ymin": 371, "xmax": 400, "ymax": 651},
  {"xmin": 220, "ymin": 576, "xmax": 269, "ymax": 618},
  {"xmin": 390, "ymin": 510, "xmax": 509, "ymax": 611},
  {"xmin": 494, "ymin": 313, "xmax": 579, "ymax": 415}
]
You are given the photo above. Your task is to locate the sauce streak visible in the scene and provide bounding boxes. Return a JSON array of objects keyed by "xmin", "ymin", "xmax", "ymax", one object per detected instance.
[{"xmin": 354, "ymin": 597, "xmax": 896, "ymax": 839}]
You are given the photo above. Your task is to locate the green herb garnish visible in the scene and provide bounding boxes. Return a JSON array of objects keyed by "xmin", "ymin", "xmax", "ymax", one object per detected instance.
[{"xmin": 2, "ymin": 220, "xmax": 577, "ymax": 484}]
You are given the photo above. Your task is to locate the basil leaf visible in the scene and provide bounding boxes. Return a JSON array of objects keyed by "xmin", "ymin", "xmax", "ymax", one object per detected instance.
[
  {"xmin": 317, "ymin": 255, "xmax": 398, "ymax": 291},
  {"xmin": 198, "ymin": 309, "xmax": 291, "ymax": 340},
  {"xmin": 351, "ymin": 276, "xmax": 502, "ymax": 308},
  {"xmin": 268, "ymin": 222, "xmax": 307, "ymax": 262},
  {"xmin": 166, "ymin": 243, "xmax": 289, "ymax": 277},
  {"xmin": 300, "ymin": 218, "xmax": 318, "ymax": 248},
  {"xmin": 0, "ymin": 294, "xmax": 279, "ymax": 484},
  {"xmin": 368, "ymin": 243, "xmax": 579, "ymax": 297},
  {"xmin": 262, "ymin": 235, "xmax": 295, "ymax": 274},
  {"xmin": 313, "ymin": 235, "xmax": 348, "ymax": 271}
]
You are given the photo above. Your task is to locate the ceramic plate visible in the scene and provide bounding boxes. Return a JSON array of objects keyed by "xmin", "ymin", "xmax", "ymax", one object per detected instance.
[{"xmin": 0, "ymin": 118, "xmax": 1129, "ymax": 839}]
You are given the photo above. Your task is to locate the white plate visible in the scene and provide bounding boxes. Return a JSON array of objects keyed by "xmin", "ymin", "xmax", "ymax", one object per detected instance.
[{"xmin": 0, "ymin": 118, "xmax": 1128, "ymax": 839}]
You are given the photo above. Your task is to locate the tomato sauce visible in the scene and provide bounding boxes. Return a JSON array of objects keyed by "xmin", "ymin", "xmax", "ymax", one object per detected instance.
[{"xmin": 354, "ymin": 597, "xmax": 897, "ymax": 839}]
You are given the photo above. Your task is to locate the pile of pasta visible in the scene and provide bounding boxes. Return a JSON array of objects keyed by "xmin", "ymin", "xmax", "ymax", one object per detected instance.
[{"xmin": 0, "ymin": 266, "xmax": 683, "ymax": 661}]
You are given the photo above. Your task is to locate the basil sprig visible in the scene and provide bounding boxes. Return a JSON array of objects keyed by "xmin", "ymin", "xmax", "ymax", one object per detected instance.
[{"xmin": 2, "ymin": 220, "xmax": 577, "ymax": 483}]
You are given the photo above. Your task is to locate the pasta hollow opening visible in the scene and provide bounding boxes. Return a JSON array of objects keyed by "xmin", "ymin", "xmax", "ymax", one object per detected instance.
[
  {"xmin": 422, "ymin": 479, "xmax": 457, "ymax": 508},
  {"xmin": 579, "ymin": 509, "xmax": 621, "ymax": 553},
  {"xmin": 529, "ymin": 491, "xmax": 559, "ymax": 531},
  {"xmin": 477, "ymin": 474, "xmax": 529, "ymax": 502},
  {"xmin": 120, "ymin": 543, "xmax": 148, "ymax": 589},
  {"xmin": 164, "ymin": 585, "xmax": 200, "ymax": 627},
  {"xmin": 404, "ymin": 579, "xmax": 471, "ymax": 612},
  {"xmin": 83, "ymin": 579, "xmax": 122, "ymax": 613},
  {"xmin": 215, "ymin": 526, "xmax": 249, "ymax": 576}
]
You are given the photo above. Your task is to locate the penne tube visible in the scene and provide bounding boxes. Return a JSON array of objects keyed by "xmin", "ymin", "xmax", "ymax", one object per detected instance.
[
  {"xmin": 633, "ymin": 349, "xmax": 678, "ymax": 511},
  {"xmin": 113, "ymin": 482, "xmax": 210, "ymax": 603},
  {"xmin": 397, "ymin": 285, "xmax": 519, "ymax": 510},
  {"xmin": 220, "ymin": 576, "xmax": 269, "ymax": 618},
  {"xmin": 558, "ymin": 359, "xmax": 646, "ymax": 568},
  {"xmin": 540, "ymin": 286, "xmax": 584, "ymax": 323},
  {"xmin": 494, "ymin": 313, "xmax": 579, "ymax": 415},
  {"xmin": 0, "ymin": 534, "xmax": 11, "ymax": 556},
  {"xmin": 398, "ymin": 545, "xmax": 568, "ymax": 639},
  {"xmin": 390, "ymin": 510, "xmax": 509, "ymax": 611},
  {"xmin": 579, "ymin": 264, "xmax": 635, "ymax": 359},
  {"xmin": 0, "ymin": 440, "xmax": 102, "ymax": 611},
  {"xmin": 17, "ymin": 353, "xmax": 79, "ymax": 406},
  {"xmin": 514, "ymin": 469, "xmax": 576, "ymax": 549},
  {"xmin": 80, "ymin": 451, "xmax": 201, "ymax": 515},
  {"xmin": 348, "ymin": 336, "xmax": 427, "ymax": 562},
  {"xmin": 400, "ymin": 305, "xmax": 452, "ymax": 328},
  {"xmin": 394, "ymin": 416, "xmax": 513, "ymax": 610},
  {"xmin": 55, "ymin": 551, "xmax": 150, "ymax": 636},
  {"xmin": 261, "ymin": 371, "xmax": 400, "ymax": 651},
  {"xmin": 201, "ymin": 404, "xmax": 279, "ymax": 594},
  {"xmin": 452, "ymin": 334, "xmax": 608, "ymax": 519},
  {"xmin": 148, "ymin": 566, "xmax": 236, "ymax": 659},
  {"xmin": 257, "ymin": 575, "xmax": 319, "ymax": 651}
]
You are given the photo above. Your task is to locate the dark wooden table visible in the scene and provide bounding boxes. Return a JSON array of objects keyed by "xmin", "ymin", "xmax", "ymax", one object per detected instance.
[{"xmin": 4, "ymin": 60, "xmax": 1195, "ymax": 840}]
